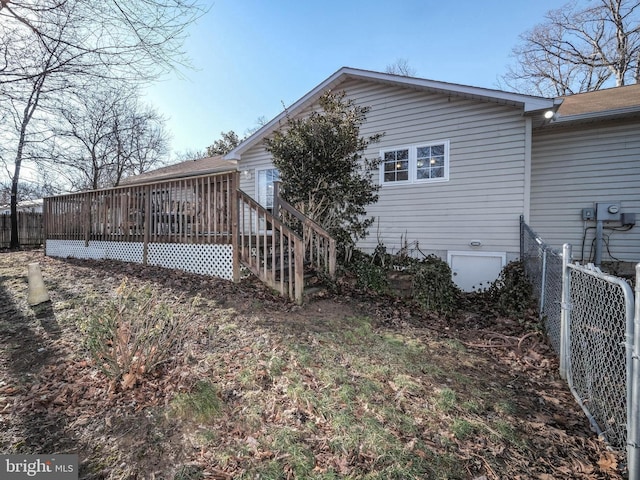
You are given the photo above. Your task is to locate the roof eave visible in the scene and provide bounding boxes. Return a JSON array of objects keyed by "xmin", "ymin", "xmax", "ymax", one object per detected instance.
[
  {"xmin": 225, "ymin": 67, "xmax": 556, "ymax": 160},
  {"xmin": 550, "ymin": 105, "xmax": 640, "ymax": 125}
]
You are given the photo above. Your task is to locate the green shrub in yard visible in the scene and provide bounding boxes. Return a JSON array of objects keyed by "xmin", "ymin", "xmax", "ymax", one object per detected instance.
[
  {"xmin": 345, "ymin": 251, "xmax": 460, "ymax": 313},
  {"xmin": 483, "ymin": 261, "xmax": 534, "ymax": 318},
  {"xmin": 82, "ymin": 279, "xmax": 190, "ymax": 391},
  {"xmin": 348, "ymin": 250, "xmax": 389, "ymax": 292},
  {"xmin": 411, "ymin": 255, "xmax": 460, "ymax": 314}
]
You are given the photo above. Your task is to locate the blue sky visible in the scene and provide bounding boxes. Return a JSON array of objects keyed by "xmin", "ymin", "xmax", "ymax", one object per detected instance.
[{"xmin": 144, "ymin": 0, "xmax": 563, "ymax": 157}]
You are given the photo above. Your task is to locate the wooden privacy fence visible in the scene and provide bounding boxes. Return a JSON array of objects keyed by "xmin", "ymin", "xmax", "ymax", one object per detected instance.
[{"xmin": 0, "ymin": 212, "xmax": 44, "ymax": 248}]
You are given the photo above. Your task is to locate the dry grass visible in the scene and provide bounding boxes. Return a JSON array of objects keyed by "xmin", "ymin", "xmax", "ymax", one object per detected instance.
[{"xmin": 0, "ymin": 249, "xmax": 622, "ymax": 479}]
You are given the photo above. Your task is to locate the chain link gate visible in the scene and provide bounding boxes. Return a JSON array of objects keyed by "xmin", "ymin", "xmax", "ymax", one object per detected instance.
[
  {"xmin": 521, "ymin": 217, "xmax": 639, "ymax": 477},
  {"xmin": 563, "ymin": 246, "xmax": 634, "ymax": 449}
]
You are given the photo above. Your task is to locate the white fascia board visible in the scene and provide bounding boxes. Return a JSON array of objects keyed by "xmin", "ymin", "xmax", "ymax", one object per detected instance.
[
  {"xmin": 224, "ymin": 67, "xmax": 556, "ymax": 160},
  {"xmin": 552, "ymin": 105, "xmax": 640, "ymax": 124},
  {"xmin": 338, "ymin": 68, "xmax": 556, "ymax": 112}
]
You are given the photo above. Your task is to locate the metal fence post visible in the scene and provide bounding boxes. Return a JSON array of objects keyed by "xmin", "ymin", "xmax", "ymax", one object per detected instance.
[
  {"xmin": 540, "ymin": 248, "xmax": 547, "ymax": 319},
  {"xmin": 519, "ymin": 215, "xmax": 524, "ymax": 259},
  {"xmin": 629, "ymin": 263, "xmax": 640, "ymax": 479},
  {"xmin": 559, "ymin": 243, "xmax": 572, "ymax": 380}
]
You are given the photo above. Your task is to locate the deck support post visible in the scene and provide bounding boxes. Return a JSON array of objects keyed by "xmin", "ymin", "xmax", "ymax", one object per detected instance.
[
  {"xmin": 231, "ymin": 171, "xmax": 240, "ymax": 283},
  {"xmin": 143, "ymin": 185, "xmax": 151, "ymax": 265}
]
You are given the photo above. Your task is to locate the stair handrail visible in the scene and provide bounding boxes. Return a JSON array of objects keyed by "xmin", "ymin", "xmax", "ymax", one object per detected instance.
[
  {"xmin": 237, "ymin": 189, "xmax": 304, "ymax": 304},
  {"xmin": 273, "ymin": 181, "xmax": 336, "ymax": 279}
]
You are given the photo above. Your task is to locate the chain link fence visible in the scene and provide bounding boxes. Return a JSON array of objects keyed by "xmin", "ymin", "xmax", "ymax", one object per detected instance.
[
  {"xmin": 520, "ymin": 217, "xmax": 639, "ymax": 475},
  {"xmin": 566, "ymin": 261, "xmax": 634, "ymax": 449},
  {"xmin": 520, "ymin": 217, "xmax": 563, "ymax": 354}
]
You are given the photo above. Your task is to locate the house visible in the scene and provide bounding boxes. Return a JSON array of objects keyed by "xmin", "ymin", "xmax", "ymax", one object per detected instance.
[
  {"xmin": 43, "ymin": 67, "xmax": 640, "ymax": 296},
  {"xmin": 0, "ymin": 198, "xmax": 43, "ymax": 215},
  {"xmin": 223, "ymin": 67, "xmax": 640, "ymax": 290},
  {"xmin": 530, "ymin": 84, "xmax": 640, "ymax": 268},
  {"xmin": 120, "ymin": 155, "xmax": 237, "ymax": 185}
]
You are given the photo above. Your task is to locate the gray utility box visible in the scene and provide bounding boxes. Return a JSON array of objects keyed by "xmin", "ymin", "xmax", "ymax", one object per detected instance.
[
  {"xmin": 582, "ymin": 208, "xmax": 595, "ymax": 221},
  {"xmin": 595, "ymin": 202, "xmax": 621, "ymax": 222},
  {"xmin": 621, "ymin": 212, "xmax": 636, "ymax": 226}
]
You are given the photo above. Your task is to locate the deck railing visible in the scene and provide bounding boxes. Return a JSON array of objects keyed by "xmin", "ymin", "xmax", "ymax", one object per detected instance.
[
  {"xmin": 273, "ymin": 181, "xmax": 336, "ymax": 279},
  {"xmin": 237, "ymin": 189, "xmax": 304, "ymax": 304},
  {"xmin": 44, "ymin": 172, "xmax": 235, "ymax": 246},
  {"xmin": 43, "ymin": 171, "xmax": 336, "ymax": 304}
]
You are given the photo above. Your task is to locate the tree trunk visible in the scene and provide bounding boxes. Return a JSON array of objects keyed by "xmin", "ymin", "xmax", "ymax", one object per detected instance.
[
  {"xmin": 10, "ymin": 118, "xmax": 29, "ymax": 249},
  {"xmin": 10, "ymin": 74, "xmax": 45, "ymax": 249},
  {"xmin": 9, "ymin": 173, "xmax": 20, "ymax": 249}
]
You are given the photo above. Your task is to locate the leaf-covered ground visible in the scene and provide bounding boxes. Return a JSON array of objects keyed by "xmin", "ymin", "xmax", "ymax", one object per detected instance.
[{"xmin": 0, "ymin": 249, "xmax": 624, "ymax": 479}]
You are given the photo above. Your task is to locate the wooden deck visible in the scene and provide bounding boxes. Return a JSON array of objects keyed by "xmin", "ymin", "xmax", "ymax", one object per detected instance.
[{"xmin": 44, "ymin": 171, "xmax": 336, "ymax": 304}]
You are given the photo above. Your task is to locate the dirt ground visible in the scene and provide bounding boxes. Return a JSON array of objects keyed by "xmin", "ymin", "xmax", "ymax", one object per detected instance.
[{"xmin": 0, "ymin": 249, "xmax": 625, "ymax": 479}]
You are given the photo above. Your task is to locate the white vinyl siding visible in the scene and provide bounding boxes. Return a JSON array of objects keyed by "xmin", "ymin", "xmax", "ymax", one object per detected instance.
[
  {"xmin": 235, "ymin": 77, "xmax": 528, "ymax": 260},
  {"xmin": 237, "ymin": 148, "xmax": 272, "ymax": 197},
  {"xmin": 343, "ymin": 79, "xmax": 527, "ymax": 257},
  {"xmin": 531, "ymin": 121, "xmax": 640, "ymax": 262}
]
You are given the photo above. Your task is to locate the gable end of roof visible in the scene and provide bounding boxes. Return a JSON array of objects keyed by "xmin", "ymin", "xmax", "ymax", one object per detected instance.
[{"xmin": 225, "ymin": 67, "xmax": 556, "ymax": 160}]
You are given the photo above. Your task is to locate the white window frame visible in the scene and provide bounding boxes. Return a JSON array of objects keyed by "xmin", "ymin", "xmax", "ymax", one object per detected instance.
[
  {"xmin": 380, "ymin": 140, "xmax": 450, "ymax": 186},
  {"xmin": 255, "ymin": 168, "xmax": 280, "ymax": 209}
]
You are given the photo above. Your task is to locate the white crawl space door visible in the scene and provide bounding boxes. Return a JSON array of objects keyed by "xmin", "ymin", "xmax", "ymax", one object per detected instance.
[{"xmin": 447, "ymin": 251, "xmax": 506, "ymax": 292}]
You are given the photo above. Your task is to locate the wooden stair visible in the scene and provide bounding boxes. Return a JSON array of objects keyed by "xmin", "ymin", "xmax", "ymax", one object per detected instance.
[{"xmin": 236, "ymin": 188, "xmax": 336, "ymax": 304}]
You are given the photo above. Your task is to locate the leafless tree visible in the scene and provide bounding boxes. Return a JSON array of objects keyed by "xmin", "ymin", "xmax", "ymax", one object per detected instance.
[
  {"xmin": 385, "ymin": 59, "xmax": 417, "ymax": 77},
  {"xmin": 503, "ymin": 0, "xmax": 640, "ymax": 96},
  {"xmin": 0, "ymin": 0, "xmax": 205, "ymax": 85},
  {"xmin": 0, "ymin": 177, "xmax": 59, "ymax": 204},
  {"xmin": 173, "ymin": 149, "xmax": 208, "ymax": 162},
  {"xmin": 55, "ymin": 86, "xmax": 169, "ymax": 190},
  {"xmin": 0, "ymin": 0, "xmax": 205, "ymax": 248},
  {"xmin": 244, "ymin": 115, "xmax": 269, "ymax": 137}
]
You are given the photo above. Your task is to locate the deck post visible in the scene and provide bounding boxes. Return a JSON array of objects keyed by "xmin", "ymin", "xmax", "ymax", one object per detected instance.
[
  {"xmin": 42, "ymin": 198, "xmax": 48, "ymax": 255},
  {"xmin": 231, "ymin": 171, "xmax": 240, "ymax": 282},
  {"xmin": 143, "ymin": 184, "xmax": 151, "ymax": 265},
  {"xmin": 294, "ymin": 238, "xmax": 304, "ymax": 304},
  {"xmin": 84, "ymin": 194, "xmax": 91, "ymax": 247},
  {"xmin": 328, "ymin": 238, "xmax": 336, "ymax": 278}
]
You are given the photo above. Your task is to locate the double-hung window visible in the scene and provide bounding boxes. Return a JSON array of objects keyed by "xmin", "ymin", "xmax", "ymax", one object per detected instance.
[{"xmin": 381, "ymin": 140, "xmax": 449, "ymax": 185}]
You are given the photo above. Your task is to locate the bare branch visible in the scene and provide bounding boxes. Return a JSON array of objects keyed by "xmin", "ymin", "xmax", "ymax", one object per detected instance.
[
  {"xmin": 0, "ymin": 0, "xmax": 204, "ymax": 247},
  {"xmin": 503, "ymin": 0, "xmax": 640, "ymax": 95}
]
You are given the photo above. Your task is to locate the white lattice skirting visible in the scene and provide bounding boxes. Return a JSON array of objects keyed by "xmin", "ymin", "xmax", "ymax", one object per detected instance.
[
  {"xmin": 147, "ymin": 242, "xmax": 233, "ymax": 280},
  {"xmin": 45, "ymin": 240, "xmax": 234, "ymax": 281}
]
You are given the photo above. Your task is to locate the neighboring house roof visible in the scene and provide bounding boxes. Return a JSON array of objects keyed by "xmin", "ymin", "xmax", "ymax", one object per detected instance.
[
  {"xmin": 550, "ymin": 83, "xmax": 640, "ymax": 124},
  {"xmin": 121, "ymin": 155, "xmax": 238, "ymax": 185},
  {"xmin": 0, "ymin": 199, "xmax": 43, "ymax": 214},
  {"xmin": 225, "ymin": 66, "xmax": 558, "ymax": 160}
]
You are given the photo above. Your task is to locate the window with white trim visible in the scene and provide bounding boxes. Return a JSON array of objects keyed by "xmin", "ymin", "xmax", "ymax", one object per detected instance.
[
  {"xmin": 381, "ymin": 140, "xmax": 449, "ymax": 185},
  {"xmin": 256, "ymin": 168, "xmax": 280, "ymax": 209}
]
